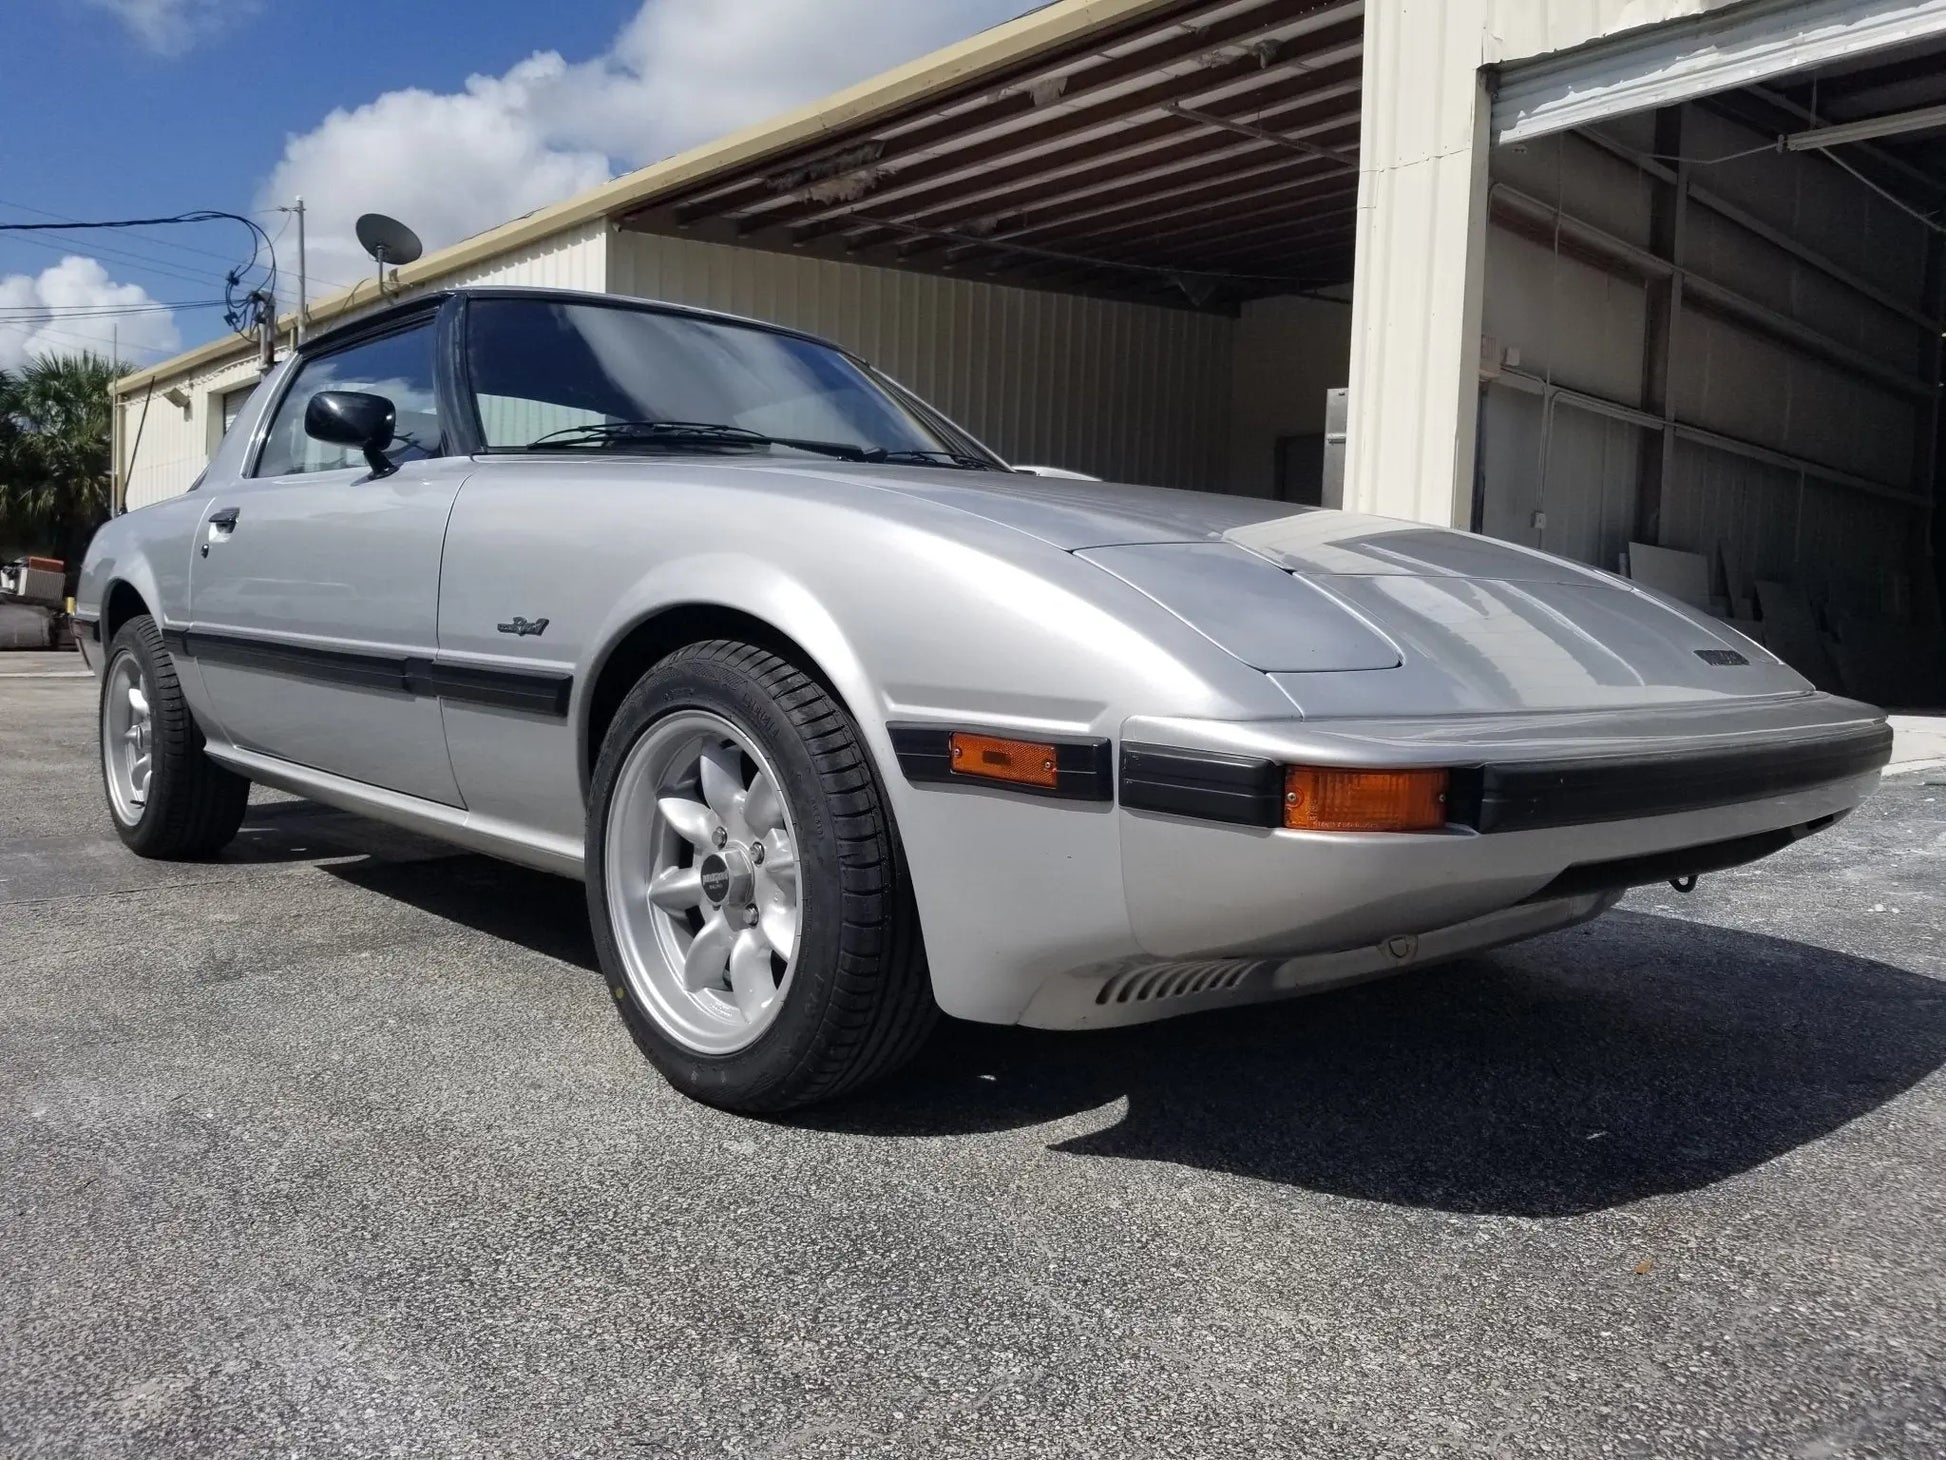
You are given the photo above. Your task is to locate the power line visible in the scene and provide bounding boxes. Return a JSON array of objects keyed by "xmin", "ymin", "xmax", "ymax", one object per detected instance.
[
  {"xmin": 0, "ymin": 208, "xmax": 277, "ymax": 341},
  {"xmin": 1, "ymin": 198, "xmax": 361, "ymax": 301},
  {"xmin": 0, "ymin": 303, "xmax": 225, "ymax": 325},
  {"xmin": 0, "ymin": 297, "xmax": 224, "ymax": 314},
  {"xmin": 0, "ymin": 319, "xmax": 178, "ymax": 358},
  {"xmin": 0, "ymin": 208, "xmax": 270, "ymax": 239},
  {"xmin": 0, "ymin": 196, "xmax": 257, "ymax": 267},
  {"xmin": 0, "ymin": 228, "xmax": 230, "ymax": 291}
]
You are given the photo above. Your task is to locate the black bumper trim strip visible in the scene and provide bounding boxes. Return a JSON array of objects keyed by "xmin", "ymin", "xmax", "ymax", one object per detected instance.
[
  {"xmin": 888, "ymin": 723, "xmax": 1113, "ymax": 802},
  {"xmin": 1119, "ymin": 722, "xmax": 1890, "ymax": 835},
  {"xmin": 1466, "ymin": 724, "xmax": 1893, "ymax": 834},
  {"xmin": 1120, "ymin": 743, "xmax": 1283, "ymax": 827},
  {"xmin": 164, "ymin": 627, "xmax": 572, "ymax": 718}
]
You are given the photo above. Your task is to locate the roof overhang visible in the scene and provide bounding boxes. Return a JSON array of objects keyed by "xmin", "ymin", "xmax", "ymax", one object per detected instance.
[
  {"xmin": 619, "ymin": 0, "xmax": 1362, "ymax": 313},
  {"xmin": 116, "ymin": 0, "xmax": 1362, "ymax": 397}
]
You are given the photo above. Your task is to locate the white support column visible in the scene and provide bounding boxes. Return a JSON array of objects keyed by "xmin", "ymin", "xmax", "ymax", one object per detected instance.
[{"xmin": 1344, "ymin": 0, "xmax": 1492, "ymax": 528}]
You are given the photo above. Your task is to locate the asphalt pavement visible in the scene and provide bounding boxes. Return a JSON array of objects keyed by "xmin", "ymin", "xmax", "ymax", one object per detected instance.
[{"xmin": 3, "ymin": 670, "xmax": 1944, "ymax": 1459}]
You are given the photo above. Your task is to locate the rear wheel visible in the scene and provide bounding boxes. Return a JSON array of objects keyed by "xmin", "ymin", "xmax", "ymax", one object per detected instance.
[
  {"xmin": 100, "ymin": 614, "xmax": 249, "ymax": 858},
  {"xmin": 587, "ymin": 640, "xmax": 934, "ymax": 1113}
]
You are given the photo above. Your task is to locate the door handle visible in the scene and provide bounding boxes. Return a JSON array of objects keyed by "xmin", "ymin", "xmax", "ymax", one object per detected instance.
[{"xmin": 202, "ymin": 507, "xmax": 241, "ymax": 557}]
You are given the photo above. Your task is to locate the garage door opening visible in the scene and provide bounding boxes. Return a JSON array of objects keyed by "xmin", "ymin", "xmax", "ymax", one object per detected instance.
[{"xmin": 1480, "ymin": 29, "xmax": 1946, "ymax": 708}]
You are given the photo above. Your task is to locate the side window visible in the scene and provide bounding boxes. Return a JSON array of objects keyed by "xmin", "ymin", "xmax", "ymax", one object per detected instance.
[{"xmin": 254, "ymin": 322, "xmax": 443, "ymax": 477}]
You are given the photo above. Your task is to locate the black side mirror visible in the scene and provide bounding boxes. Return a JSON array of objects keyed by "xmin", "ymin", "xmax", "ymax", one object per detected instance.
[{"xmin": 305, "ymin": 390, "xmax": 398, "ymax": 478}]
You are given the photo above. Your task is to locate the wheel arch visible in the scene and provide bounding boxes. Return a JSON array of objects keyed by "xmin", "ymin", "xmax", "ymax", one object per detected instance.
[
  {"xmin": 579, "ymin": 601, "xmax": 876, "ymax": 805},
  {"xmin": 102, "ymin": 579, "xmax": 154, "ymax": 645}
]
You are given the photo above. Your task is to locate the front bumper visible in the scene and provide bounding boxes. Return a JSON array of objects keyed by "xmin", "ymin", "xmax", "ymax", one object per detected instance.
[
  {"xmin": 894, "ymin": 690, "xmax": 1889, "ymax": 1029},
  {"xmin": 1018, "ymin": 887, "xmax": 1623, "ymax": 1029},
  {"xmin": 1115, "ymin": 693, "xmax": 1887, "ymax": 963}
]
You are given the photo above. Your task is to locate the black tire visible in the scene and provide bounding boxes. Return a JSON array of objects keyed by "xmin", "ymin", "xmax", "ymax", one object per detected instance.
[
  {"xmin": 586, "ymin": 640, "xmax": 935, "ymax": 1113},
  {"xmin": 99, "ymin": 614, "xmax": 250, "ymax": 859}
]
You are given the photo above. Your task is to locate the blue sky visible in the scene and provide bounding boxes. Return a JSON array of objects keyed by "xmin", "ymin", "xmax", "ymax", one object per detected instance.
[{"xmin": 0, "ymin": 0, "xmax": 1032, "ymax": 371}]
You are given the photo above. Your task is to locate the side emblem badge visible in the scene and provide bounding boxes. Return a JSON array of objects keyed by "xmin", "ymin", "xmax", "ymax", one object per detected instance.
[
  {"xmin": 497, "ymin": 617, "xmax": 551, "ymax": 638},
  {"xmin": 1695, "ymin": 648, "xmax": 1748, "ymax": 667}
]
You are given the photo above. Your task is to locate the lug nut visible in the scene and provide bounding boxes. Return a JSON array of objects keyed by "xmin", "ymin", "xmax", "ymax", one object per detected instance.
[
  {"xmin": 744, "ymin": 905, "xmax": 761, "ymax": 927},
  {"xmin": 712, "ymin": 827, "xmax": 728, "ymax": 848},
  {"xmin": 751, "ymin": 843, "xmax": 765, "ymax": 865}
]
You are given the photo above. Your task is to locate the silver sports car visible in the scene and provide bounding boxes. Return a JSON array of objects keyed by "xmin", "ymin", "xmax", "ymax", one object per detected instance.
[{"xmin": 77, "ymin": 285, "xmax": 1892, "ymax": 1112}]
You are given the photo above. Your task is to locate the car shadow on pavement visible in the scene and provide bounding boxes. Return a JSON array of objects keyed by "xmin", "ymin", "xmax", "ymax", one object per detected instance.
[
  {"xmin": 324, "ymin": 853, "xmax": 599, "ymax": 970},
  {"xmin": 314, "ymin": 843, "xmax": 1946, "ymax": 1219},
  {"xmin": 221, "ymin": 798, "xmax": 462, "ymax": 867},
  {"xmin": 799, "ymin": 910, "xmax": 1946, "ymax": 1218}
]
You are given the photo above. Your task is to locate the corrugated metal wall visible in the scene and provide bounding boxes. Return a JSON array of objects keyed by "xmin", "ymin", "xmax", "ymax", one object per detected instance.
[
  {"xmin": 115, "ymin": 223, "xmax": 608, "ymax": 508},
  {"xmin": 120, "ymin": 355, "xmax": 267, "ymax": 511},
  {"xmin": 610, "ymin": 231, "xmax": 1235, "ymax": 490},
  {"xmin": 1483, "ymin": 0, "xmax": 1750, "ymax": 66},
  {"xmin": 1478, "ymin": 104, "xmax": 1938, "ymax": 652},
  {"xmin": 1345, "ymin": 0, "xmax": 1757, "ymax": 526},
  {"xmin": 430, "ymin": 221, "xmax": 607, "ymax": 294}
]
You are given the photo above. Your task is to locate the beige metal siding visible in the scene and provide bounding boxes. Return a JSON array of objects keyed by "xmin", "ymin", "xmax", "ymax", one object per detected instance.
[
  {"xmin": 1343, "ymin": 0, "xmax": 1749, "ymax": 527},
  {"xmin": 1477, "ymin": 110, "xmax": 1936, "ymax": 639},
  {"xmin": 115, "ymin": 224, "xmax": 607, "ymax": 507},
  {"xmin": 611, "ymin": 232, "xmax": 1234, "ymax": 490},
  {"xmin": 431, "ymin": 221, "xmax": 608, "ymax": 294},
  {"xmin": 1484, "ymin": 0, "xmax": 1748, "ymax": 65},
  {"xmin": 119, "ymin": 355, "xmax": 267, "ymax": 512}
]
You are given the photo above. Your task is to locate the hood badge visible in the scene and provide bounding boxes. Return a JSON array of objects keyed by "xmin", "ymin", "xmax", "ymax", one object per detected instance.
[
  {"xmin": 497, "ymin": 617, "xmax": 551, "ymax": 638},
  {"xmin": 1695, "ymin": 648, "xmax": 1748, "ymax": 667}
]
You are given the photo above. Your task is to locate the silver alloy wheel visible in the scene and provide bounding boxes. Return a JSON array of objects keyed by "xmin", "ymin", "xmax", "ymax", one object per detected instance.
[
  {"xmin": 605, "ymin": 710, "xmax": 803, "ymax": 1055},
  {"xmin": 102, "ymin": 649, "xmax": 155, "ymax": 828}
]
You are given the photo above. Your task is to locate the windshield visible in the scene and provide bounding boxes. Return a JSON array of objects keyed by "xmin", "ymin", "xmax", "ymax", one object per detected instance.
[{"xmin": 466, "ymin": 297, "xmax": 997, "ymax": 467}]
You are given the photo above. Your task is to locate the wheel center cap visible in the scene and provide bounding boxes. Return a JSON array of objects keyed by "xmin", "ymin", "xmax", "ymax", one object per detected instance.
[{"xmin": 698, "ymin": 849, "xmax": 753, "ymax": 908}]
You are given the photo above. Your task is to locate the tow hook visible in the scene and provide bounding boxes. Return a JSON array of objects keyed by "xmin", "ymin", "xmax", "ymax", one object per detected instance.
[{"xmin": 1669, "ymin": 874, "xmax": 1698, "ymax": 894}]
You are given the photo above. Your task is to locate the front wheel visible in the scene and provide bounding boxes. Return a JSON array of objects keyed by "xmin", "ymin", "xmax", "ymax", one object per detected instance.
[
  {"xmin": 586, "ymin": 640, "xmax": 934, "ymax": 1113},
  {"xmin": 100, "ymin": 614, "xmax": 249, "ymax": 858}
]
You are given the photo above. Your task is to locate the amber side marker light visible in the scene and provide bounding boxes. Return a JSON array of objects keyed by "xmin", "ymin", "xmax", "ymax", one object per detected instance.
[
  {"xmin": 950, "ymin": 732, "xmax": 1059, "ymax": 790},
  {"xmin": 1284, "ymin": 766, "xmax": 1451, "ymax": 833}
]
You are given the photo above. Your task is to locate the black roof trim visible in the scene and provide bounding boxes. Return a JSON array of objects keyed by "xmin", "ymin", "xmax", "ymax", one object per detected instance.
[
  {"xmin": 297, "ymin": 284, "xmax": 842, "ymax": 358},
  {"xmin": 299, "ymin": 292, "xmax": 452, "ymax": 356}
]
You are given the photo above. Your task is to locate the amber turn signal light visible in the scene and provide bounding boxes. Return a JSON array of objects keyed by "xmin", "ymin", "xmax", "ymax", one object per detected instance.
[
  {"xmin": 950, "ymin": 732, "xmax": 1059, "ymax": 790},
  {"xmin": 1283, "ymin": 766, "xmax": 1450, "ymax": 833}
]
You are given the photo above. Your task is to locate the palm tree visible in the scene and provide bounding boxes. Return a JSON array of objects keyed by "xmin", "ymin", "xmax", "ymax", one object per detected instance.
[{"xmin": 0, "ymin": 352, "xmax": 122, "ymax": 570}]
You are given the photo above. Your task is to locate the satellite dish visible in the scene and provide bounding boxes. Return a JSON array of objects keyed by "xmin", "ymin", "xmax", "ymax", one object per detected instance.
[{"xmin": 355, "ymin": 213, "xmax": 422, "ymax": 293}]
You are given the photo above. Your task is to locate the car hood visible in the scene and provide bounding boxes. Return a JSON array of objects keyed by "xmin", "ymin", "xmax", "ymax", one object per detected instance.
[
  {"xmin": 839, "ymin": 469, "xmax": 1807, "ymax": 708},
  {"xmin": 812, "ymin": 466, "xmax": 1615, "ymax": 585},
  {"xmin": 574, "ymin": 460, "xmax": 1811, "ymax": 710}
]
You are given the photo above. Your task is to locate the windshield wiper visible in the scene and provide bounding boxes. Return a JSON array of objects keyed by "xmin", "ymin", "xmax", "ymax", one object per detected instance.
[
  {"xmin": 524, "ymin": 420, "xmax": 871, "ymax": 462},
  {"xmin": 860, "ymin": 447, "xmax": 996, "ymax": 471}
]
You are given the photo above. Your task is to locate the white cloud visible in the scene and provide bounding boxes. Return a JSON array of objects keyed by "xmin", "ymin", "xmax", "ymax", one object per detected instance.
[
  {"xmin": 0, "ymin": 257, "xmax": 182, "ymax": 373},
  {"xmin": 83, "ymin": 0, "xmax": 257, "ymax": 55},
  {"xmin": 259, "ymin": 0, "xmax": 1029, "ymax": 303}
]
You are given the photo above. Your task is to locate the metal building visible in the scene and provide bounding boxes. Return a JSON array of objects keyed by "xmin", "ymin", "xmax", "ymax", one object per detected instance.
[{"xmin": 113, "ymin": 0, "xmax": 1946, "ymax": 702}]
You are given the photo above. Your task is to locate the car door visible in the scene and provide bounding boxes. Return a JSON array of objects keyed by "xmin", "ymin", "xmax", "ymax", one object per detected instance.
[{"xmin": 187, "ymin": 307, "xmax": 467, "ymax": 806}]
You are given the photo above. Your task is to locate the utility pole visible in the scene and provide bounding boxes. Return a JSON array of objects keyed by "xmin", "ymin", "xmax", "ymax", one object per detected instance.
[
  {"xmin": 110, "ymin": 323, "xmax": 121, "ymax": 516},
  {"xmin": 277, "ymin": 197, "xmax": 309, "ymax": 346},
  {"xmin": 294, "ymin": 196, "xmax": 308, "ymax": 344}
]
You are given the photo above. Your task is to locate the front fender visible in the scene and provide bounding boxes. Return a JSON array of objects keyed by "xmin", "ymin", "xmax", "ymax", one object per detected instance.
[{"xmin": 579, "ymin": 554, "xmax": 881, "ymax": 797}]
